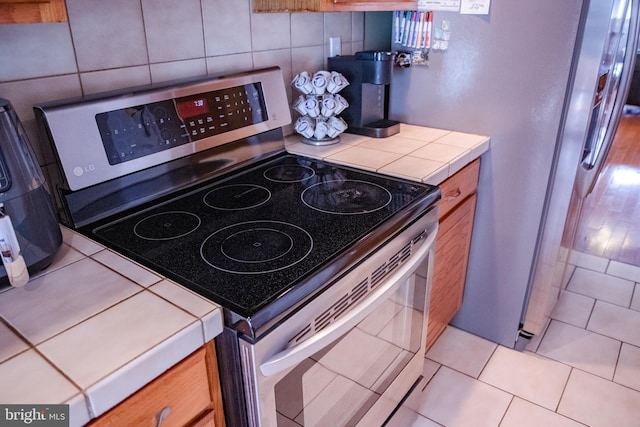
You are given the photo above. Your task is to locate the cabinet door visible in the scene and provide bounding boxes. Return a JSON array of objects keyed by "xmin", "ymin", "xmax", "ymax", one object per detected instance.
[
  {"xmin": 427, "ymin": 193, "xmax": 477, "ymax": 351},
  {"xmin": 0, "ymin": 0, "xmax": 67, "ymax": 24}
]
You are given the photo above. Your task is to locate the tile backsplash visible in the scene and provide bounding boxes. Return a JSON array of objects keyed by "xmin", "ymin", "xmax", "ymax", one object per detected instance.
[{"xmin": 0, "ymin": 0, "xmax": 365, "ymax": 168}]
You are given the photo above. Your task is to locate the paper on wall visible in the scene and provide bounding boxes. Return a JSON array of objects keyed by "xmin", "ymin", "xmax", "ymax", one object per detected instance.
[
  {"xmin": 417, "ymin": 0, "xmax": 460, "ymax": 12},
  {"xmin": 460, "ymin": 0, "xmax": 490, "ymax": 14}
]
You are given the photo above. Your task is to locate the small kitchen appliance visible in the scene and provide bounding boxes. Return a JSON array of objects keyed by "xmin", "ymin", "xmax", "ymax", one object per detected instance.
[
  {"xmin": 328, "ymin": 51, "xmax": 400, "ymax": 138},
  {"xmin": 0, "ymin": 98, "xmax": 62, "ymax": 290},
  {"xmin": 34, "ymin": 67, "xmax": 439, "ymax": 426}
]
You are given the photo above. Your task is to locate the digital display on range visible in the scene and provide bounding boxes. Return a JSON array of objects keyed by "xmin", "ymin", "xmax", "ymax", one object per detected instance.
[
  {"xmin": 95, "ymin": 82, "xmax": 268, "ymax": 165},
  {"xmin": 175, "ymin": 82, "xmax": 268, "ymax": 141},
  {"xmin": 176, "ymin": 98, "xmax": 209, "ymax": 118}
]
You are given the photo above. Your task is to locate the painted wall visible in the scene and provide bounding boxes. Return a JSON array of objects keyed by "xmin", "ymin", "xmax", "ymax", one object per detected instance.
[{"xmin": 0, "ymin": 0, "xmax": 365, "ymax": 177}]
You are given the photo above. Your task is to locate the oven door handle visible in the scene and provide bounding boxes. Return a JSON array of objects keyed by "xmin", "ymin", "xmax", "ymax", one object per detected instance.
[{"xmin": 260, "ymin": 227, "xmax": 437, "ymax": 377}]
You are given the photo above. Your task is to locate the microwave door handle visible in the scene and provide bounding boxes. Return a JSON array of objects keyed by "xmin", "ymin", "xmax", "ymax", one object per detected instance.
[{"xmin": 260, "ymin": 227, "xmax": 437, "ymax": 377}]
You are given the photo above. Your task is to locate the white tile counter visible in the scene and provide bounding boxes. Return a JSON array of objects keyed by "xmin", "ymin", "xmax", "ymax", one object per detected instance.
[
  {"xmin": 286, "ymin": 124, "xmax": 490, "ymax": 185},
  {"xmin": 0, "ymin": 227, "xmax": 223, "ymax": 426}
]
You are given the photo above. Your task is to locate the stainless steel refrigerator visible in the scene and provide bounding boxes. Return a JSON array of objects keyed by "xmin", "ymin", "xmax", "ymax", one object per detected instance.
[{"xmin": 387, "ymin": 0, "xmax": 640, "ymax": 348}]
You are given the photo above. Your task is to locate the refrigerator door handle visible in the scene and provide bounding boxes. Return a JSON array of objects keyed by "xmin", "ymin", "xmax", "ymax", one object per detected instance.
[{"xmin": 576, "ymin": 0, "xmax": 640, "ymax": 199}]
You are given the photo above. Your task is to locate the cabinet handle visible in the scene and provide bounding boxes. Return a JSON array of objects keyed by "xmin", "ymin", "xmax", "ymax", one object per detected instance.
[
  {"xmin": 445, "ymin": 188, "xmax": 462, "ymax": 201},
  {"xmin": 156, "ymin": 406, "xmax": 171, "ymax": 427}
]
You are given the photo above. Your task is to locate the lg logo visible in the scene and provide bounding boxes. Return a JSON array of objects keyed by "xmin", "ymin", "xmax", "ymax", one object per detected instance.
[{"xmin": 73, "ymin": 165, "xmax": 95, "ymax": 176}]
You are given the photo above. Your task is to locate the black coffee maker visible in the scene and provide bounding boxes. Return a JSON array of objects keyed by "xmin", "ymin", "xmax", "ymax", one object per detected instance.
[
  {"xmin": 0, "ymin": 98, "xmax": 62, "ymax": 290},
  {"xmin": 328, "ymin": 51, "xmax": 400, "ymax": 138}
]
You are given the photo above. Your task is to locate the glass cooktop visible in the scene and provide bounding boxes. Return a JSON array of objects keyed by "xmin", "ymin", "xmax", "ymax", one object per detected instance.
[{"xmin": 92, "ymin": 154, "xmax": 439, "ymax": 318}]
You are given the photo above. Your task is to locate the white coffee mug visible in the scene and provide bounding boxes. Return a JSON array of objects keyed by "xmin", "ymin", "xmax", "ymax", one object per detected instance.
[
  {"xmin": 327, "ymin": 71, "xmax": 349, "ymax": 94},
  {"xmin": 295, "ymin": 116, "xmax": 315, "ymax": 138},
  {"xmin": 321, "ymin": 95, "xmax": 337, "ymax": 117},
  {"xmin": 304, "ymin": 96, "xmax": 321, "ymax": 118},
  {"xmin": 292, "ymin": 95, "xmax": 307, "ymax": 115},
  {"xmin": 312, "ymin": 71, "xmax": 330, "ymax": 95},
  {"xmin": 327, "ymin": 116, "xmax": 347, "ymax": 138},
  {"xmin": 314, "ymin": 120, "xmax": 329, "ymax": 139},
  {"xmin": 292, "ymin": 71, "xmax": 313, "ymax": 94},
  {"xmin": 333, "ymin": 94, "xmax": 349, "ymax": 115}
]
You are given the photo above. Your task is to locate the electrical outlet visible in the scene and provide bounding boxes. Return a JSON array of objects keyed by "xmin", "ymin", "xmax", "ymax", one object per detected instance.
[{"xmin": 329, "ymin": 37, "xmax": 341, "ymax": 57}]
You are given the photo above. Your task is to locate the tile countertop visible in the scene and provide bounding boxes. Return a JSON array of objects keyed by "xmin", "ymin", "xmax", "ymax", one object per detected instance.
[
  {"xmin": 0, "ymin": 227, "xmax": 223, "ymax": 426},
  {"xmin": 285, "ymin": 124, "xmax": 490, "ymax": 185}
]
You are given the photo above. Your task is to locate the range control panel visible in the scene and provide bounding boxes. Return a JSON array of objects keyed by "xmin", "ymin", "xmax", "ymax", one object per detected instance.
[
  {"xmin": 35, "ymin": 67, "xmax": 291, "ymax": 191},
  {"xmin": 96, "ymin": 83, "xmax": 268, "ymax": 165}
]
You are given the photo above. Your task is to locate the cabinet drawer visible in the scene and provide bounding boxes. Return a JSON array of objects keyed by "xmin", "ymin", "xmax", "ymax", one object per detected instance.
[
  {"xmin": 438, "ymin": 159, "xmax": 480, "ymax": 219},
  {"xmin": 90, "ymin": 347, "xmax": 211, "ymax": 427}
]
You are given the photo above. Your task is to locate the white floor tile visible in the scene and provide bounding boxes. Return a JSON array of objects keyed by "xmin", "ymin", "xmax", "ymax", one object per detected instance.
[
  {"xmin": 558, "ymin": 369, "xmax": 640, "ymax": 427},
  {"xmin": 479, "ymin": 346, "xmax": 571, "ymax": 410},
  {"xmin": 562, "ymin": 264, "xmax": 576, "ymax": 289},
  {"xmin": 501, "ymin": 397, "xmax": 584, "ymax": 427},
  {"xmin": 401, "ymin": 360, "xmax": 441, "ymax": 413},
  {"xmin": 550, "ymin": 290, "xmax": 595, "ymax": 328},
  {"xmin": 631, "ymin": 285, "xmax": 640, "ymax": 312},
  {"xmin": 588, "ymin": 300, "xmax": 640, "ymax": 347},
  {"xmin": 315, "ymin": 327, "xmax": 402, "ymax": 389},
  {"xmin": 386, "ymin": 406, "xmax": 440, "ymax": 427},
  {"xmin": 537, "ymin": 321, "xmax": 621, "ymax": 380},
  {"xmin": 426, "ymin": 326, "xmax": 497, "ymax": 378},
  {"xmin": 607, "ymin": 260, "xmax": 640, "ymax": 283},
  {"xmin": 568, "ymin": 251, "xmax": 609, "ymax": 272},
  {"xmin": 275, "ymin": 358, "xmax": 336, "ymax": 419},
  {"xmin": 417, "ymin": 366, "xmax": 511, "ymax": 427},
  {"xmin": 614, "ymin": 343, "xmax": 640, "ymax": 392},
  {"xmin": 293, "ymin": 375, "xmax": 375, "ymax": 427},
  {"xmin": 395, "ymin": 250, "xmax": 640, "ymax": 427},
  {"xmin": 566, "ymin": 267, "xmax": 634, "ymax": 307}
]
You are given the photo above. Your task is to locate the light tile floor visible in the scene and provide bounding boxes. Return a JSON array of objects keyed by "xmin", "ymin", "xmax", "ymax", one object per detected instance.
[{"xmin": 388, "ymin": 251, "xmax": 640, "ymax": 427}]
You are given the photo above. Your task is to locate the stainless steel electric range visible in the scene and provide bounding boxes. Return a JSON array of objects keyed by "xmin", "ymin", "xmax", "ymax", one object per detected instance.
[{"xmin": 35, "ymin": 67, "xmax": 440, "ymax": 427}]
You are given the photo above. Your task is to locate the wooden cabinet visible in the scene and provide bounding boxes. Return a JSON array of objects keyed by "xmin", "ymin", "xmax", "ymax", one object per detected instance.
[
  {"xmin": 0, "ymin": 0, "xmax": 67, "ymax": 24},
  {"xmin": 426, "ymin": 159, "xmax": 480, "ymax": 351},
  {"xmin": 253, "ymin": 0, "xmax": 416, "ymax": 12},
  {"xmin": 90, "ymin": 342, "xmax": 225, "ymax": 427}
]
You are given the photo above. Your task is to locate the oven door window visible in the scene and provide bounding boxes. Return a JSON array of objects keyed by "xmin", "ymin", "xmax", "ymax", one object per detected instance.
[{"xmin": 273, "ymin": 273, "xmax": 426, "ymax": 426}]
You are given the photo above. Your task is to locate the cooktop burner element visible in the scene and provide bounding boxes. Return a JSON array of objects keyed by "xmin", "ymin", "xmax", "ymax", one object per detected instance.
[
  {"xmin": 264, "ymin": 165, "xmax": 315, "ymax": 183},
  {"xmin": 201, "ymin": 220, "xmax": 313, "ymax": 274},
  {"xmin": 204, "ymin": 184, "xmax": 271, "ymax": 210},
  {"xmin": 134, "ymin": 211, "xmax": 201, "ymax": 240},
  {"xmin": 301, "ymin": 180, "xmax": 392, "ymax": 214}
]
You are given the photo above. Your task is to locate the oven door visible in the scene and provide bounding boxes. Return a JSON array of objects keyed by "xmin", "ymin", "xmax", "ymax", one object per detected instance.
[{"xmin": 238, "ymin": 209, "xmax": 437, "ymax": 427}]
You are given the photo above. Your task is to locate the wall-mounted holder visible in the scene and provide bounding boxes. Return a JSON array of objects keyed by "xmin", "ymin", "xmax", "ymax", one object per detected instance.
[
  {"xmin": 291, "ymin": 70, "xmax": 349, "ymax": 146},
  {"xmin": 392, "ymin": 10, "xmax": 433, "ymax": 68},
  {"xmin": 392, "ymin": 11, "xmax": 451, "ymax": 68}
]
